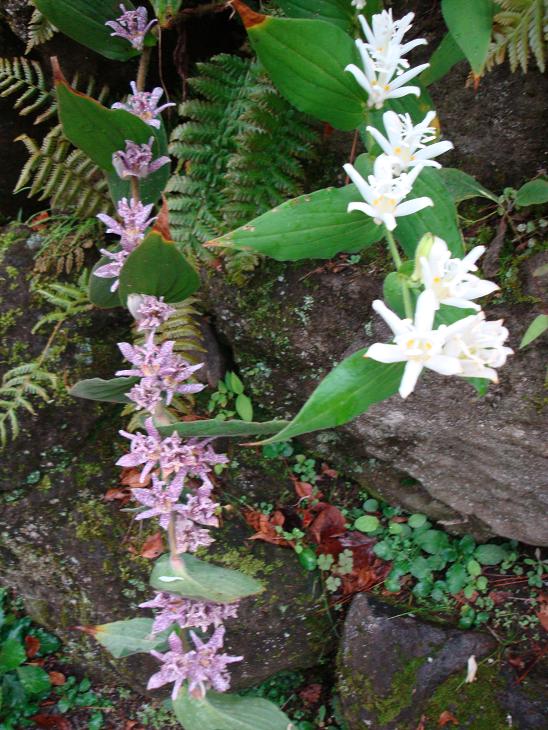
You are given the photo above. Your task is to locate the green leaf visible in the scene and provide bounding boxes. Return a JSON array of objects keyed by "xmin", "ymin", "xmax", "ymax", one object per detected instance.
[
  {"xmin": 420, "ymin": 32, "xmax": 465, "ymax": 86},
  {"xmin": 408, "ymin": 513, "xmax": 427, "ymax": 529},
  {"xmin": 69, "ymin": 377, "xmax": 139, "ymax": 403},
  {"xmin": 55, "ymin": 71, "xmax": 165, "ymax": 176},
  {"xmin": 258, "ymin": 355, "xmax": 404, "ymax": 445},
  {"xmin": 173, "ymin": 688, "xmax": 292, "ymax": 730},
  {"xmin": 467, "ymin": 559, "xmax": 482, "ymax": 577},
  {"xmin": 151, "ymin": 0, "xmax": 183, "ymax": 27},
  {"xmin": 33, "ymin": 0, "xmax": 146, "ymax": 61},
  {"xmin": 0, "ymin": 639, "xmax": 26, "ymax": 675},
  {"xmin": 515, "ymin": 178, "xmax": 548, "ymax": 207},
  {"xmin": 275, "ymin": 0, "xmax": 354, "ymax": 32},
  {"xmin": 118, "ymin": 231, "xmax": 200, "ymax": 305},
  {"xmin": 15, "ymin": 666, "xmax": 51, "ymax": 697},
  {"xmin": 438, "ymin": 168, "xmax": 498, "ymax": 204},
  {"xmin": 88, "ymin": 254, "xmax": 124, "ymax": 309},
  {"xmin": 216, "ymin": 184, "xmax": 382, "ymax": 261},
  {"xmin": 157, "ymin": 419, "xmax": 289, "ymax": 439},
  {"xmin": 446, "ymin": 562, "xmax": 467, "ymax": 594},
  {"xmin": 414, "ymin": 529, "xmax": 449, "ymax": 555},
  {"xmin": 355, "ymin": 515, "xmax": 380, "ymax": 533},
  {"xmin": 150, "ymin": 554, "xmax": 264, "ymax": 603},
  {"xmin": 519, "ymin": 314, "xmax": 548, "ymax": 348},
  {"xmin": 235, "ymin": 394, "xmax": 254, "ymax": 422},
  {"xmin": 441, "ymin": 0, "xmax": 494, "ymax": 74},
  {"xmin": 238, "ymin": 8, "xmax": 364, "ymax": 130},
  {"xmin": 409, "ymin": 556, "xmax": 432, "ymax": 580},
  {"xmin": 90, "ymin": 618, "xmax": 169, "ymax": 659},
  {"xmin": 227, "ymin": 372, "xmax": 245, "ymax": 395},
  {"xmin": 474, "ymin": 543, "xmax": 507, "ymax": 566},
  {"xmin": 395, "ymin": 167, "xmax": 464, "ymax": 258}
]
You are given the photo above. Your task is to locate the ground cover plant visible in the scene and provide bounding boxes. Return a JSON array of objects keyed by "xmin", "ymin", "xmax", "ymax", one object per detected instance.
[{"xmin": 0, "ymin": 1, "xmax": 546, "ymax": 729}]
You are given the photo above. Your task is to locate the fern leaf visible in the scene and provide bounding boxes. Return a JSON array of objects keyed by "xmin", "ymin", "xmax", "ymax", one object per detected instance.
[{"xmin": 26, "ymin": 8, "xmax": 57, "ymax": 53}]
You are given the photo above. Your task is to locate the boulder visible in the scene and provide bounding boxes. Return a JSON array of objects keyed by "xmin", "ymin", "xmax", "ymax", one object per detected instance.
[
  {"xmin": 337, "ymin": 594, "xmax": 547, "ymax": 729},
  {"xmin": 204, "ymin": 259, "xmax": 548, "ymax": 545}
]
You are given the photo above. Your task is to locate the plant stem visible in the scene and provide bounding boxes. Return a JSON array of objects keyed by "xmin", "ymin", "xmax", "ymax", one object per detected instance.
[
  {"xmin": 136, "ymin": 46, "xmax": 151, "ymax": 92},
  {"xmin": 384, "ymin": 228, "xmax": 413, "ymax": 319},
  {"xmin": 130, "ymin": 176, "xmax": 140, "ymax": 203}
]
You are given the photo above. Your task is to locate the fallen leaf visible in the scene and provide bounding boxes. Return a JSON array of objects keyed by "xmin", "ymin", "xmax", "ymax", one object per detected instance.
[
  {"xmin": 31, "ymin": 716, "xmax": 72, "ymax": 730},
  {"xmin": 487, "ymin": 590, "xmax": 511, "ymax": 605},
  {"xmin": 438, "ymin": 710, "xmax": 459, "ymax": 726},
  {"xmin": 465, "ymin": 655, "xmax": 478, "ymax": 683},
  {"xmin": 104, "ymin": 487, "xmax": 132, "ymax": 502},
  {"xmin": 140, "ymin": 531, "xmax": 164, "ymax": 559},
  {"xmin": 309, "ymin": 505, "xmax": 346, "ymax": 544},
  {"xmin": 299, "ymin": 683, "xmax": 322, "ymax": 705},
  {"xmin": 25, "ymin": 635, "xmax": 40, "ymax": 658},
  {"xmin": 124, "ymin": 722, "xmax": 141, "ymax": 730},
  {"xmin": 415, "ymin": 715, "xmax": 427, "ymax": 730},
  {"xmin": 48, "ymin": 671, "xmax": 66, "ymax": 686},
  {"xmin": 294, "ymin": 480, "xmax": 314, "ymax": 500},
  {"xmin": 320, "ymin": 463, "xmax": 338, "ymax": 479},
  {"xmin": 243, "ymin": 509, "xmax": 292, "ymax": 547},
  {"xmin": 120, "ymin": 467, "xmax": 151, "ymax": 489}
]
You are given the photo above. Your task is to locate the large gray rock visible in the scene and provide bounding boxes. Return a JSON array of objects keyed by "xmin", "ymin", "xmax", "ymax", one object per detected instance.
[
  {"xmin": 204, "ymin": 260, "xmax": 548, "ymax": 545},
  {"xmin": 337, "ymin": 594, "xmax": 546, "ymax": 729}
]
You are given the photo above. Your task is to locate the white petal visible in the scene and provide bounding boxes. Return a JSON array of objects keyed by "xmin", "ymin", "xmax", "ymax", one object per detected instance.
[
  {"xmin": 372, "ymin": 299, "xmax": 409, "ymax": 336},
  {"xmin": 367, "ymin": 343, "xmax": 406, "ymax": 363},
  {"xmin": 382, "ymin": 212, "xmax": 398, "ymax": 230},
  {"xmin": 441, "ymin": 296, "xmax": 482, "ymax": 310},
  {"xmin": 395, "ymin": 197, "xmax": 433, "ymax": 217},
  {"xmin": 344, "ymin": 163, "xmax": 373, "ymax": 202},
  {"xmin": 426, "ymin": 355, "xmax": 462, "ymax": 376},
  {"xmin": 389, "ymin": 63, "xmax": 430, "ymax": 90},
  {"xmin": 414, "ymin": 289, "xmax": 437, "ymax": 330},
  {"xmin": 415, "ymin": 140, "xmax": 454, "ymax": 160},
  {"xmin": 357, "ymin": 14, "xmax": 375, "ymax": 46},
  {"xmin": 461, "ymin": 245, "xmax": 485, "ymax": 270},
  {"xmin": 345, "ymin": 64, "xmax": 373, "ymax": 96},
  {"xmin": 400, "ymin": 38, "xmax": 428, "ymax": 54},
  {"xmin": 382, "ymin": 110, "xmax": 402, "ymax": 146},
  {"xmin": 400, "ymin": 360, "xmax": 423, "ymax": 398},
  {"xmin": 386, "ymin": 85, "xmax": 421, "ymax": 100},
  {"xmin": 348, "ymin": 201, "xmax": 377, "ymax": 218},
  {"xmin": 366, "ymin": 126, "xmax": 393, "ymax": 156}
]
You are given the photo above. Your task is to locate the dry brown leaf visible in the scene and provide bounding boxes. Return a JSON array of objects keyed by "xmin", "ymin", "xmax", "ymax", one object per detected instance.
[
  {"xmin": 309, "ymin": 505, "xmax": 346, "ymax": 544},
  {"xmin": 48, "ymin": 671, "xmax": 66, "ymax": 686},
  {"xmin": 438, "ymin": 710, "xmax": 459, "ymax": 726},
  {"xmin": 25, "ymin": 635, "xmax": 40, "ymax": 658},
  {"xmin": 140, "ymin": 531, "xmax": 164, "ymax": 559},
  {"xmin": 120, "ymin": 467, "xmax": 151, "ymax": 489},
  {"xmin": 31, "ymin": 716, "xmax": 71, "ymax": 730},
  {"xmin": 299, "ymin": 683, "xmax": 322, "ymax": 705}
]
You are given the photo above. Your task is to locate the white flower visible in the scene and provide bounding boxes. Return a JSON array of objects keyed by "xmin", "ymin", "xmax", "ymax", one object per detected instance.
[
  {"xmin": 351, "ymin": 0, "xmax": 367, "ymax": 8},
  {"xmin": 367, "ymin": 290, "xmax": 462, "ymax": 398},
  {"xmin": 367, "ymin": 111, "xmax": 453, "ymax": 173},
  {"xmin": 420, "ymin": 237, "xmax": 499, "ymax": 310},
  {"xmin": 443, "ymin": 312, "xmax": 513, "ymax": 382},
  {"xmin": 345, "ymin": 11, "xmax": 429, "ymax": 109},
  {"xmin": 344, "ymin": 155, "xmax": 433, "ymax": 231}
]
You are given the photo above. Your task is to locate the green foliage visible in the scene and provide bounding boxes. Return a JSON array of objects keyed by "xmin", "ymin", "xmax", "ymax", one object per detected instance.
[
  {"xmin": 208, "ymin": 371, "xmax": 254, "ymax": 421},
  {"xmin": 29, "ymin": 214, "xmax": 103, "ymax": 277},
  {"xmin": 150, "ymin": 553, "xmax": 264, "ymax": 603},
  {"xmin": 0, "ymin": 363, "xmax": 57, "ymax": 447},
  {"xmin": 519, "ymin": 313, "xmax": 548, "ymax": 348},
  {"xmin": 153, "ymin": 296, "xmax": 205, "ymax": 364},
  {"xmin": 486, "ymin": 0, "xmax": 546, "ymax": 74},
  {"xmin": 157, "ymin": 418, "xmax": 289, "ymax": 439},
  {"xmin": 90, "ymin": 618, "xmax": 169, "ymax": 659},
  {"xmin": 25, "ymin": 7, "xmax": 57, "ymax": 53},
  {"xmin": 70, "ymin": 376, "xmax": 138, "ymax": 403},
  {"xmin": 515, "ymin": 177, "xmax": 548, "ymax": 206},
  {"xmin": 441, "ymin": 0, "xmax": 495, "ymax": 74},
  {"xmin": 167, "ymin": 53, "xmax": 317, "ymax": 281},
  {"xmin": 0, "ymin": 58, "xmax": 113, "ymax": 218},
  {"xmin": 32, "ymin": 273, "xmax": 92, "ymax": 334}
]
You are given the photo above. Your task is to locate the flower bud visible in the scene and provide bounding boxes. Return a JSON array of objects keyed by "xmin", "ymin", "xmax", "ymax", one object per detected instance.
[{"xmin": 412, "ymin": 232, "xmax": 436, "ymax": 280}]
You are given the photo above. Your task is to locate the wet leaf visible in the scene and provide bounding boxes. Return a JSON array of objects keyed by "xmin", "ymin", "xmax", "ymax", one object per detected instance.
[
  {"xmin": 309, "ymin": 505, "xmax": 346, "ymax": 544},
  {"xmin": 140, "ymin": 531, "xmax": 165, "ymax": 559},
  {"xmin": 25, "ymin": 635, "xmax": 41, "ymax": 659},
  {"xmin": 438, "ymin": 710, "xmax": 459, "ymax": 726}
]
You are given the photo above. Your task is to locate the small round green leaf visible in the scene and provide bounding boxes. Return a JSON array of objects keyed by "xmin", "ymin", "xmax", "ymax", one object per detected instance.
[
  {"xmin": 408, "ymin": 513, "xmax": 427, "ymax": 529},
  {"xmin": 414, "ymin": 529, "xmax": 449, "ymax": 555},
  {"xmin": 355, "ymin": 515, "xmax": 380, "ymax": 533},
  {"xmin": 235, "ymin": 394, "xmax": 254, "ymax": 422},
  {"xmin": 474, "ymin": 544, "xmax": 507, "ymax": 566}
]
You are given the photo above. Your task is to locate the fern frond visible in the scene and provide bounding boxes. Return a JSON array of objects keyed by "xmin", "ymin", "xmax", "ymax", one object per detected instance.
[
  {"xmin": 0, "ymin": 56, "xmax": 52, "ymax": 118},
  {"xmin": 25, "ymin": 8, "xmax": 57, "ymax": 53},
  {"xmin": 167, "ymin": 53, "xmax": 318, "ymax": 283},
  {"xmin": 0, "ymin": 363, "xmax": 57, "ymax": 446},
  {"xmin": 485, "ymin": 0, "xmax": 547, "ymax": 74}
]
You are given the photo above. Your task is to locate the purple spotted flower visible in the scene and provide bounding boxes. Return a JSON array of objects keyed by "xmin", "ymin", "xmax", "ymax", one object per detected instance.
[
  {"xmin": 179, "ymin": 485, "xmax": 219, "ymax": 527},
  {"xmin": 112, "ymin": 138, "xmax": 170, "ymax": 180},
  {"xmin": 117, "ymin": 334, "xmax": 205, "ymax": 405},
  {"xmin": 139, "ymin": 592, "xmax": 239, "ymax": 635},
  {"xmin": 174, "ymin": 516, "xmax": 214, "ymax": 553},
  {"xmin": 128, "ymin": 379, "xmax": 164, "ymax": 412},
  {"xmin": 97, "ymin": 197, "xmax": 155, "ymax": 252},
  {"xmin": 105, "ymin": 4, "xmax": 157, "ymax": 51},
  {"xmin": 93, "ymin": 249, "xmax": 129, "ymax": 292},
  {"xmin": 132, "ymin": 473, "xmax": 187, "ymax": 528},
  {"xmin": 127, "ymin": 294, "xmax": 176, "ymax": 332},
  {"xmin": 112, "ymin": 83, "xmax": 175, "ymax": 128},
  {"xmin": 147, "ymin": 628, "xmax": 242, "ymax": 701},
  {"xmin": 117, "ymin": 417, "xmax": 162, "ymax": 482}
]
